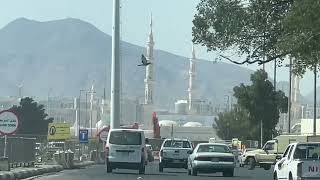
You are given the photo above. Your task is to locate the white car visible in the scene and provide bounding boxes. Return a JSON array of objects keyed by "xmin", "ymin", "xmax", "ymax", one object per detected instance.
[
  {"xmin": 188, "ymin": 143, "xmax": 236, "ymax": 177},
  {"xmin": 159, "ymin": 138, "xmax": 193, "ymax": 172},
  {"xmin": 105, "ymin": 129, "xmax": 147, "ymax": 174},
  {"xmin": 274, "ymin": 142, "xmax": 320, "ymax": 180}
]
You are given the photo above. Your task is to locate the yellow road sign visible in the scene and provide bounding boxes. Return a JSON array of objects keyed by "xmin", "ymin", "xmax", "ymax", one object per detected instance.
[{"xmin": 47, "ymin": 123, "xmax": 71, "ymax": 141}]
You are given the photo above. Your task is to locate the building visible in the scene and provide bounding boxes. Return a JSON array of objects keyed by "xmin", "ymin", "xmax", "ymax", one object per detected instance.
[{"xmin": 140, "ymin": 15, "xmax": 156, "ymax": 130}]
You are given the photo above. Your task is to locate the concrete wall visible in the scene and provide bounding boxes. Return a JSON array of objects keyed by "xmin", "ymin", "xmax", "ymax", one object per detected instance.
[
  {"xmin": 160, "ymin": 126, "xmax": 219, "ymax": 141},
  {"xmin": 301, "ymin": 118, "xmax": 320, "ymax": 135}
]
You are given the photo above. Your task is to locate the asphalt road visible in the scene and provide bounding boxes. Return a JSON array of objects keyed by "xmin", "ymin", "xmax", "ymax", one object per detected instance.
[{"xmin": 34, "ymin": 162, "xmax": 274, "ymax": 180}]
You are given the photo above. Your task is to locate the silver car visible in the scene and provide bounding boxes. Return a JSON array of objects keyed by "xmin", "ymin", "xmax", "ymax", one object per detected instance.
[{"xmin": 187, "ymin": 143, "xmax": 236, "ymax": 177}]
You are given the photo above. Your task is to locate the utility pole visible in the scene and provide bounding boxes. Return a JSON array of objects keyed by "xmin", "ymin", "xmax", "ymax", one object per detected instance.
[
  {"xmin": 110, "ymin": 0, "xmax": 121, "ymax": 129},
  {"xmin": 85, "ymin": 92, "xmax": 88, "ymax": 128},
  {"xmin": 225, "ymin": 95, "xmax": 230, "ymax": 112},
  {"xmin": 288, "ymin": 57, "xmax": 292, "ymax": 133},
  {"xmin": 314, "ymin": 63, "xmax": 317, "ymax": 136},
  {"xmin": 274, "ymin": 59, "xmax": 277, "ymax": 91}
]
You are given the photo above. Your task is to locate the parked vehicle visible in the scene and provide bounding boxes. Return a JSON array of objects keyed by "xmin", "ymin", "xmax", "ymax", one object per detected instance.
[
  {"xmin": 187, "ymin": 143, "xmax": 236, "ymax": 177},
  {"xmin": 274, "ymin": 142, "xmax": 320, "ymax": 180},
  {"xmin": 159, "ymin": 138, "xmax": 193, "ymax": 172},
  {"xmin": 243, "ymin": 135, "xmax": 308, "ymax": 170},
  {"xmin": 105, "ymin": 129, "xmax": 147, "ymax": 174}
]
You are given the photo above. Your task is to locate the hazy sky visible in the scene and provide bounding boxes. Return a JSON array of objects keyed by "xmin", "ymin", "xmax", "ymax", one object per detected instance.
[{"xmin": 0, "ymin": 0, "xmax": 315, "ymax": 95}]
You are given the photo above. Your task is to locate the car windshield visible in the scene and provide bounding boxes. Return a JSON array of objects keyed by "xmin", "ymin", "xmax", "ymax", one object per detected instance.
[
  {"xmin": 163, "ymin": 140, "xmax": 191, "ymax": 148},
  {"xmin": 109, "ymin": 131, "xmax": 141, "ymax": 145},
  {"xmin": 197, "ymin": 145, "xmax": 231, "ymax": 153},
  {"xmin": 294, "ymin": 144, "xmax": 320, "ymax": 159}
]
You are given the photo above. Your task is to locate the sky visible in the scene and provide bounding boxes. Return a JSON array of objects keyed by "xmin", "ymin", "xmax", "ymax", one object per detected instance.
[{"xmin": 0, "ymin": 0, "xmax": 315, "ymax": 95}]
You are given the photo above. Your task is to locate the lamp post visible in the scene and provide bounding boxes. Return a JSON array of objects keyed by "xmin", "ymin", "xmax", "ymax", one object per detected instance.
[
  {"xmin": 313, "ymin": 63, "xmax": 317, "ymax": 136},
  {"xmin": 110, "ymin": 0, "xmax": 121, "ymax": 129}
]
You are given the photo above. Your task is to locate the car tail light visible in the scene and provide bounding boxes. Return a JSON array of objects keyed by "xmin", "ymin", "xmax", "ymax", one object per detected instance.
[{"xmin": 297, "ymin": 162, "xmax": 303, "ymax": 177}]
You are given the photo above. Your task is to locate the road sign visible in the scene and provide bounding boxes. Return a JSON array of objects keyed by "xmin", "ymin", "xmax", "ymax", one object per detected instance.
[
  {"xmin": 0, "ymin": 110, "xmax": 19, "ymax": 135},
  {"xmin": 79, "ymin": 129, "xmax": 89, "ymax": 143},
  {"xmin": 99, "ymin": 130, "xmax": 109, "ymax": 142},
  {"xmin": 47, "ymin": 123, "xmax": 71, "ymax": 141}
]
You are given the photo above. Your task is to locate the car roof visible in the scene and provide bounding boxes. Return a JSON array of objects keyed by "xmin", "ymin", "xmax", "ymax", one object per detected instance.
[
  {"xmin": 164, "ymin": 138, "xmax": 190, "ymax": 141},
  {"xmin": 109, "ymin": 129, "xmax": 144, "ymax": 132},
  {"xmin": 197, "ymin": 143, "xmax": 228, "ymax": 146},
  {"xmin": 290, "ymin": 142, "xmax": 320, "ymax": 146}
]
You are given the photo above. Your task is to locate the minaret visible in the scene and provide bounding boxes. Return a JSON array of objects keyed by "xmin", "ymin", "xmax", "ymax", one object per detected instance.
[
  {"xmin": 188, "ymin": 45, "xmax": 196, "ymax": 112},
  {"xmin": 292, "ymin": 75, "xmax": 300, "ymax": 103},
  {"xmin": 144, "ymin": 15, "xmax": 155, "ymax": 105}
]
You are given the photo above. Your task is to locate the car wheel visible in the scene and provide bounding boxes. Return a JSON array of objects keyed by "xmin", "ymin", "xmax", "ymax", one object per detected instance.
[
  {"xmin": 191, "ymin": 168, "xmax": 197, "ymax": 176},
  {"xmin": 248, "ymin": 157, "xmax": 256, "ymax": 170},
  {"xmin": 159, "ymin": 163, "xmax": 164, "ymax": 172},
  {"xmin": 263, "ymin": 164, "xmax": 271, "ymax": 170},
  {"xmin": 139, "ymin": 162, "xmax": 145, "ymax": 174},
  {"xmin": 222, "ymin": 169, "xmax": 234, "ymax": 177},
  {"xmin": 274, "ymin": 172, "xmax": 278, "ymax": 180},
  {"xmin": 289, "ymin": 173, "xmax": 293, "ymax": 180}
]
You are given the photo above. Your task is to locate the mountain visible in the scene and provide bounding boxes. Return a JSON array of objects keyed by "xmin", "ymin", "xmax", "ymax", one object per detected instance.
[{"xmin": 0, "ymin": 18, "xmax": 254, "ymax": 109}]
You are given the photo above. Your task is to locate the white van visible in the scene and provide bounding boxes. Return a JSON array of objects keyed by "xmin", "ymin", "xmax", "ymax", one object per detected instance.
[{"xmin": 105, "ymin": 129, "xmax": 147, "ymax": 174}]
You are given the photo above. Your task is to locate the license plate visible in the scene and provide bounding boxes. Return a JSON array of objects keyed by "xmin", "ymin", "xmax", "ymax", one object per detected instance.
[
  {"xmin": 173, "ymin": 160, "xmax": 180, "ymax": 163},
  {"xmin": 211, "ymin": 158, "xmax": 219, "ymax": 162}
]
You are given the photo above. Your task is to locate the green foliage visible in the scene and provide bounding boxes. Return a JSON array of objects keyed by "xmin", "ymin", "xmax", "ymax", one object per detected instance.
[
  {"xmin": 215, "ymin": 70, "xmax": 288, "ymax": 142},
  {"xmin": 193, "ymin": 0, "xmax": 291, "ymax": 65},
  {"xmin": 278, "ymin": 0, "xmax": 320, "ymax": 75},
  {"xmin": 193, "ymin": 0, "xmax": 320, "ymax": 74},
  {"xmin": 215, "ymin": 106, "xmax": 256, "ymax": 140},
  {"xmin": 10, "ymin": 97, "xmax": 53, "ymax": 135}
]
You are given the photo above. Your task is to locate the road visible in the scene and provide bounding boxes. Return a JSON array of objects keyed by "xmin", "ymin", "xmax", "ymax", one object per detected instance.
[{"xmin": 34, "ymin": 162, "xmax": 274, "ymax": 180}]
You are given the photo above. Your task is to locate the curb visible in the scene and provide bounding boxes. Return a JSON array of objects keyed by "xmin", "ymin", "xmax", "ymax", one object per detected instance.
[
  {"xmin": 0, "ymin": 162, "xmax": 94, "ymax": 180},
  {"xmin": 73, "ymin": 161, "xmax": 95, "ymax": 168},
  {"xmin": 0, "ymin": 165, "xmax": 64, "ymax": 180}
]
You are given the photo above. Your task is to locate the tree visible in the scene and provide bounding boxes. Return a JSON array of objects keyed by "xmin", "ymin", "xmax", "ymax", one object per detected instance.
[
  {"xmin": 215, "ymin": 105, "xmax": 256, "ymax": 140},
  {"xmin": 193, "ymin": 0, "xmax": 320, "ymax": 74},
  {"xmin": 278, "ymin": 0, "xmax": 320, "ymax": 75},
  {"xmin": 192, "ymin": 0, "xmax": 292, "ymax": 65},
  {"xmin": 215, "ymin": 70, "xmax": 287, "ymax": 142},
  {"xmin": 233, "ymin": 70, "xmax": 288, "ymax": 143},
  {"xmin": 10, "ymin": 97, "xmax": 53, "ymax": 136}
]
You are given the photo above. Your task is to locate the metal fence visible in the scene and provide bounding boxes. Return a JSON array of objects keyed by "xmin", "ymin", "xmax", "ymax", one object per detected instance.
[{"xmin": 0, "ymin": 136, "xmax": 36, "ymax": 167}]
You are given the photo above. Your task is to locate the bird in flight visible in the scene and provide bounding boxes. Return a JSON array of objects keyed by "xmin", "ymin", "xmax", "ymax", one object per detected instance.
[{"xmin": 138, "ymin": 54, "xmax": 151, "ymax": 66}]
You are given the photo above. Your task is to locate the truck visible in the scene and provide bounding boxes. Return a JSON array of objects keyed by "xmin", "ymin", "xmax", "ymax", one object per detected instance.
[
  {"xmin": 241, "ymin": 135, "xmax": 308, "ymax": 170},
  {"xmin": 274, "ymin": 142, "xmax": 320, "ymax": 180}
]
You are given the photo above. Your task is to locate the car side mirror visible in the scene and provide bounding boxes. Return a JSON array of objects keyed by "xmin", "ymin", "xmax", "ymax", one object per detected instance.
[
  {"xmin": 145, "ymin": 138, "xmax": 149, "ymax": 144},
  {"xmin": 187, "ymin": 150, "xmax": 193, "ymax": 154},
  {"xmin": 275, "ymin": 155, "xmax": 282, "ymax": 161}
]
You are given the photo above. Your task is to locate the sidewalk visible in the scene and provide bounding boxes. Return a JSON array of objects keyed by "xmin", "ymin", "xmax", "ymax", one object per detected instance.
[{"xmin": 0, "ymin": 161, "xmax": 95, "ymax": 180}]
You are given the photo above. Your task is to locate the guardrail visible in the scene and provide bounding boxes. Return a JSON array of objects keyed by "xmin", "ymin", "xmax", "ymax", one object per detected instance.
[{"xmin": 0, "ymin": 137, "xmax": 36, "ymax": 169}]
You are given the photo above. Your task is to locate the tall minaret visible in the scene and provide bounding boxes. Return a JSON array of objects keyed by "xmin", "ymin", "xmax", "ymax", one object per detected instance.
[
  {"xmin": 144, "ymin": 15, "xmax": 155, "ymax": 105},
  {"xmin": 292, "ymin": 75, "xmax": 300, "ymax": 103},
  {"xmin": 188, "ymin": 45, "xmax": 196, "ymax": 111}
]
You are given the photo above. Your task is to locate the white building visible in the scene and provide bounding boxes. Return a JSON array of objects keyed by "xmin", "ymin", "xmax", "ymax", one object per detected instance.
[{"xmin": 158, "ymin": 120, "xmax": 218, "ymax": 141}]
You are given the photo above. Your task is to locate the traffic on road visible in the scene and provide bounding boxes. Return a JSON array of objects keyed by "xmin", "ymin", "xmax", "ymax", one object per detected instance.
[{"xmin": 33, "ymin": 131, "xmax": 320, "ymax": 180}]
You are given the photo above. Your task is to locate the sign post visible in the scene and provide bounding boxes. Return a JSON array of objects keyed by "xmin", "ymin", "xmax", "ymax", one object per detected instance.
[
  {"xmin": 0, "ymin": 110, "xmax": 19, "ymax": 158},
  {"xmin": 47, "ymin": 123, "xmax": 71, "ymax": 141},
  {"xmin": 79, "ymin": 129, "xmax": 89, "ymax": 144}
]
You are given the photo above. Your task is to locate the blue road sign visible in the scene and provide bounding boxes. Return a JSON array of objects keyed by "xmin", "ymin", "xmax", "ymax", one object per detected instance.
[{"xmin": 79, "ymin": 129, "xmax": 89, "ymax": 143}]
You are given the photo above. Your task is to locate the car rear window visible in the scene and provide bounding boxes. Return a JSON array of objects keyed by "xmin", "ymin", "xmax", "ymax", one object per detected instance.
[
  {"xmin": 294, "ymin": 144, "xmax": 320, "ymax": 159},
  {"xmin": 197, "ymin": 144, "xmax": 231, "ymax": 153},
  {"xmin": 109, "ymin": 131, "xmax": 142, "ymax": 145},
  {"xmin": 163, "ymin": 140, "xmax": 191, "ymax": 148}
]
